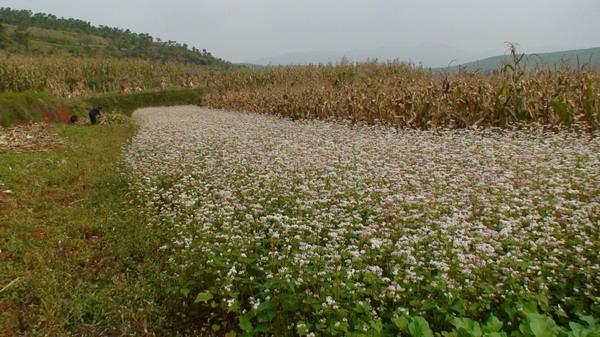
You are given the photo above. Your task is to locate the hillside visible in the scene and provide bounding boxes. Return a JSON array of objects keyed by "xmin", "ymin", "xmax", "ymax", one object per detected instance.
[
  {"xmin": 451, "ymin": 47, "xmax": 600, "ymax": 72},
  {"xmin": 0, "ymin": 7, "xmax": 228, "ymax": 66}
]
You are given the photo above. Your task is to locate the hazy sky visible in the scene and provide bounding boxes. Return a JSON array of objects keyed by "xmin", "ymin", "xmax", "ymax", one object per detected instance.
[{"xmin": 1, "ymin": 0, "xmax": 599, "ymax": 62}]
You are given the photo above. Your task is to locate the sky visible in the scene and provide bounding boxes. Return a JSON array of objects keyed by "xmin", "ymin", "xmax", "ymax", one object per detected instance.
[{"xmin": 1, "ymin": 0, "xmax": 599, "ymax": 63}]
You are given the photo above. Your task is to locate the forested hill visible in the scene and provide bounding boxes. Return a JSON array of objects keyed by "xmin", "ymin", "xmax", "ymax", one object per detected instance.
[
  {"xmin": 450, "ymin": 47, "xmax": 600, "ymax": 72},
  {"xmin": 0, "ymin": 7, "xmax": 228, "ymax": 66}
]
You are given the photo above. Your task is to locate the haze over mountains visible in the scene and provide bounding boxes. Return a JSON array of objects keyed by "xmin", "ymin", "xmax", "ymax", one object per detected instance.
[
  {"xmin": 248, "ymin": 43, "xmax": 600, "ymax": 70},
  {"xmin": 248, "ymin": 43, "xmax": 501, "ymax": 67}
]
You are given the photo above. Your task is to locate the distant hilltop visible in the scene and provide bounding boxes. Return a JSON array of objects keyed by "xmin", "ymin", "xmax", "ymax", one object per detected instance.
[
  {"xmin": 247, "ymin": 44, "xmax": 600, "ymax": 71},
  {"xmin": 446, "ymin": 47, "xmax": 600, "ymax": 72},
  {"xmin": 0, "ymin": 7, "xmax": 228, "ymax": 66}
]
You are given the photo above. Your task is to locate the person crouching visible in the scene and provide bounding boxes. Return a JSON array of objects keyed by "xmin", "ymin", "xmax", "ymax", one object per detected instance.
[{"xmin": 89, "ymin": 106, "xmax": 102, "ymax": 125}]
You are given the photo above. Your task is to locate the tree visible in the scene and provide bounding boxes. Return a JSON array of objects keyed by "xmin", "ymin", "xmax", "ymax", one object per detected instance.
[
  {"xmin": 0, "ymin": 23, "xmax": 7, "ymax": 47},
  {"xmin": 14, "ymin": 24, "xmax": 29, "ymax": 49},
  {"xmin": 0, "ymin": 7, "xmax": 227, "ymax": 65}
]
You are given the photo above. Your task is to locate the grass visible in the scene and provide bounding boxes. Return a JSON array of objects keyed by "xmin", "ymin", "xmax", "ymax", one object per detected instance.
[
  {"xmin": 0, "ymin": 88, "xmax": 208, "ymax": 127},
  {"xmin": 0, "ymin": 91, "xmax": 68, "ymax": 127},
  {"xmin": 0, "ymin": 122, "xmax": 168, "ymax": 336},
  {"xmin": 83, "ymin": 87, "xmax": 208, "ymax": 116}
]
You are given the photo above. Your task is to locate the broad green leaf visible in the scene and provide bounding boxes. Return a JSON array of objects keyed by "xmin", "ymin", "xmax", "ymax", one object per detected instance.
[
  {"xmin": 392, "ymin": 315, "xmax": 409, "ymax": 331},
  {"xmin": 194, "ymin": 291, "xmax": 213, "ymax": 303},
  {"xmin": 483, "ymin": 333, "xmax": 507, "ymax": 337},
  {"xmin": 452, "ymin": 317, "xmax": 482, "ymax": 337},
  {"xmin": 576, "ymin": 314, "xmax": 597, "ymax": 326},
  {"xmin": 257, "ymin": 309, "xmax": 276, "ymax": 323},
  {"xmin": 370, "ymin": 319, "xmax": 383, "ymax": 333},
  {"xmin": 239, "ymin": 314, "xmax": 253, "ymax": 332},
  {"xmin": 282, "ymin": 293, "xmax": 298, "ymax": 311},
  {"xmin": 520, "ymin": 320, "xmax": 533, "ymax": 336},
  {"xmin": 503, "ymin": 304, "xmax": 518, "ymax": 321},
  {"xmin": 442, "ymin": 332, "xmax": 458, "ymax": 337},
  {"xmin": 408, "ymin": 316, "xmax": 434, "ymax": 337},
  {"xmin": 521, "ymin": 302, "xmax": 539, "ymax": 315},
  {"xmin": 180, "ymin": 287, "xmax": 190, "ymax": 297},
  {"xmin": 452, "ymin": 300, "xmax": 466, "ymax": 315},
  {"xmin": 568, "ymin": 322, "xmax": 585, "ymax": 337},
  {"xmin": 296, "ymin": 321, "xmax": 309, "ymax": 335},
  {"xmin": 528, "ymin": 314, "xmax": 559, "ymax": 337},
  {"xmin": 483, "ymin": 315, "xmax": 503, "ymax": 333}
]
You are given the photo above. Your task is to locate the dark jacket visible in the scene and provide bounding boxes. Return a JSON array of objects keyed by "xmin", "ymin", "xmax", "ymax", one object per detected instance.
[{"xmin": 89, "ymin": 107, "xmax": 101, "ymax": 124}]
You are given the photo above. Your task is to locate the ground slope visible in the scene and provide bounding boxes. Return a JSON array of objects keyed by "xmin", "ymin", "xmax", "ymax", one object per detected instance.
[{"xmin": 0, "ymin": 7, "xmax": 228, "ymax": 65}]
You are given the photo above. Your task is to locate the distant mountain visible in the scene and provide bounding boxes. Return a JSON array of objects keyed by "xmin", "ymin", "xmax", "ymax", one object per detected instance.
[
  {"xmin": 0, "ymin": 7, "xmax": 228, "ymax": 66},
  {"xmin": 451, "ymin": 47, "xmax": 600, "ymax": 72},
  {"xmin": 249, "ymin": 43, "xmax": 500, "ymax": 68}
]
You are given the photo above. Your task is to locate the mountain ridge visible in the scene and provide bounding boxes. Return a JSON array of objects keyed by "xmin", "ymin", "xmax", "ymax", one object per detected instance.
[{"xmin": 447, "ymin": 47, "xmax": 600, "ymax": 72}]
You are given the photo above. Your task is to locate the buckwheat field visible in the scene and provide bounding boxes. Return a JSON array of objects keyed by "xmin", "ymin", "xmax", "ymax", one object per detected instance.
[{"xmin": 124, "ymin": 106, "xmax": 600, "ymax": 336}]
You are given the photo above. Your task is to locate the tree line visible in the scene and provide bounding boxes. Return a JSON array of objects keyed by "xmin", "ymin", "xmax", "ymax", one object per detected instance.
[{"xmin": 0, "ymin": 7, "xmax": 228, "ymax": 66}]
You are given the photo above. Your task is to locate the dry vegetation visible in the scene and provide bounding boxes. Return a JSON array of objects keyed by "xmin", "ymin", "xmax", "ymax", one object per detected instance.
[
  {"xmin": 205, "ymin": 47, "xmax": 600, "ymax": 130},
  {"xmin": 0, "ymin": 53, "xmax": 213, "ymax": 97},
  {"xmin": 3, "ymin": 46, "xmax": 598, "ymax": 131},
  {"xmin": 0, "ymin": 123, "xmax": 64, "ymax": 153}
]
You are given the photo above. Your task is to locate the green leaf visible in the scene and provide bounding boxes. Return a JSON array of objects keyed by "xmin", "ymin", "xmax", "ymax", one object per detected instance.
[
  {"xmin": 296, "ymin": 321, "xmax": 309, "ymax": 335},
  {"xmin": 408, "ymin": 316, "xmax": 434, "ymax": 337},
  {"xmin": 520, "ymin": 321, "xmax": 533, "ymax": 336},
  {"xmin": 452, "ymin": 317, "xmax": 482, "ymax": 337},
  {"xmin": 517, "ymin": 97, "xmax": 530, "ymax": 121},
  {"xmin": 520, "ymin": 302, "xmax": 539, "ymax": 315},
  {"xmin": 392, "ymin": 315, "xmax": 409, "ymax": 331},
  {"xmin": 568, "ymin": 322, "xmax": 585, "ymax": 337},
  {"xmin": 484, "ymin": 333, "xmax": 507, "ymax": 337},
  {"xmin": 282, "ymin": 293, "xmax": 299, "ymax": 311},
  {"xmin": 503, "ymin": 304, "xmax": 518, "ymax": 321},
  {"xmin": 528, "ymin": 314, "xmax": 559, "ymax": 337},
  {"xmin": 551, "ymin": 100, "xmax": 573, "ymax": 126},
  {"xmin": 576, "ymin": 313, "xmax": 597, "ymax": 326},
  {"xmin": 194, "ymin": 291, "xmax": 213, "ymax": 303},
  {"xmin": 180, "ymin": 287, "xmax": 190, "ymax": 297},
  {"xmin": 483, "ymin": 315, "xmax": 503, "ymax": 333},
  {"xmin": 452, "ymin": 300, "xmax": 466, "ymax": 315},
  {"xmin": 239, "ymin": 314, "xmax": 253, "ymax": 332},
  {"xmin": 257, "ymin": 309, "xmax": 276, "ymax": 323},
  {"xmin": 370, "ymin": 319, "xmax": 383, "ymax": 333}
]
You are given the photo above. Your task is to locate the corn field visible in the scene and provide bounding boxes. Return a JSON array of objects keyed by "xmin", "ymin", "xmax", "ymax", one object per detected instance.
[
  {"xmin": 205, "ymin": 52, "xmax": 600, "ymax": 130},
  {"xmin": 0, "ymin": 54, "xmax": 214, "ymax": 97},
  {"xmin": 2, "ymin": 49, "xmax": 599, "ymax": 130}
]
